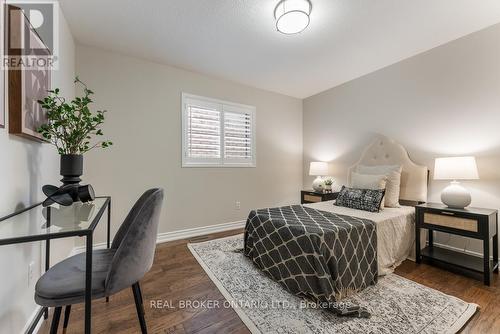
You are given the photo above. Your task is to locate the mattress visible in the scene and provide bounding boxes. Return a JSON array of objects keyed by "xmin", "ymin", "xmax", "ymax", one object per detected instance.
[{"xmin": 304, "ymin": 201, "xmax": 415, "ymax": 275}]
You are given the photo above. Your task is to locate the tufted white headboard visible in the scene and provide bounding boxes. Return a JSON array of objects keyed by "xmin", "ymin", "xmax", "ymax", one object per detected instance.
[{"xmin": 347, "ymin": 136, "xmax": 428, "ymax": 203}]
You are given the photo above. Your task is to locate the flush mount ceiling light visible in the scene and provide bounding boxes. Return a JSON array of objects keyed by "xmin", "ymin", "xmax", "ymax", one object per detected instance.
[{"xmin": 274, "ymin": 0, "xmax": 312, "ymax": 34}]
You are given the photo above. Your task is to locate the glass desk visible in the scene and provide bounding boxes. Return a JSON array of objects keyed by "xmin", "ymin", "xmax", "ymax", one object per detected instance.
[{"xmin": 0, "ymin": 196, "xmax": 111, "ymax": 334}]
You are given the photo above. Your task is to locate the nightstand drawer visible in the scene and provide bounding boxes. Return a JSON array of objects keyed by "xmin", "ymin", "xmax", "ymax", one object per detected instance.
[
  {"xmin": 423, "ymin": 212, "xmax": 478, "ymax": 232},
  {"xmin": 303, "ymin": 194, "xmax": 322, "ymax": 203}
]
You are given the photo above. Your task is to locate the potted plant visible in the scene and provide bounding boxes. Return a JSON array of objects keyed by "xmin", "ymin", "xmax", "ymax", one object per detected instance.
[
  {"xmin": 38, "ymin": 77, "xmax": 112, "ymax": 185},
  {"xmin": 324, "ymin": 177, "xmax": 334, "ymax": 193}
]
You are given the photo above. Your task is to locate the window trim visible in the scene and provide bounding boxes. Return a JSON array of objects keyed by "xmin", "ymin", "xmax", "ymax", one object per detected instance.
[{"xmin": 181, "ymin": 93, "xmax": 256, "ymax": 168}]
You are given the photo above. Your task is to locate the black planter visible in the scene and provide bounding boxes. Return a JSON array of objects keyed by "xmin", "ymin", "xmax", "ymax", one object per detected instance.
[{"xmin": 60, "ymin": 154, "xmax": 83, "ymax": 186}]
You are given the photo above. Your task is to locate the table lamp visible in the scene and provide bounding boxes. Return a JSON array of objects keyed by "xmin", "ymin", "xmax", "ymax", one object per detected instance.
[
  {"xmin": 434, "ymin": 156, "xmax": 479, "ymax": 208},
  {"xmin": 309, "ymin": 161, "xmax": 329, "ymax": 192}
]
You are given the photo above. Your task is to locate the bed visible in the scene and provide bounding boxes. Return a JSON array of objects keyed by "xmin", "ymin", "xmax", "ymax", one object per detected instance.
[{"xmin": 243, "ymin": 136, "xmax": 428, "ymax": 316}]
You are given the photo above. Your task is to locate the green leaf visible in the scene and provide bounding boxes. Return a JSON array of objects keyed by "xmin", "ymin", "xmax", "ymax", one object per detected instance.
[{"xmin": 40, "ymin": 80, "xmax": 112, "ymax": 154}]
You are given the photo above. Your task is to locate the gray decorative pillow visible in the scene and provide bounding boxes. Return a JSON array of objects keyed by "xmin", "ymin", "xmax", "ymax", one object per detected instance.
[{"xmin": 335, "ymin": 186, "xmax": 385, "ymax": 213}]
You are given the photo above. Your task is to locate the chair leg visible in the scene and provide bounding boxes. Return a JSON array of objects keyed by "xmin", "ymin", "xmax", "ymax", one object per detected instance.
[
  {"xmin": 50, "ymin": 307, "xmax": 62, "ymax": 334},
  {"xmin": 136, "ymin": 282, "xmax": 144, "ymax": 310},
  {"xmin": 132, "ymin": 283, "xmax": 148, "ymax": 334},
  {"xmin": 63, "ymin": 305, "xmax": 71, "ymax": 329}
]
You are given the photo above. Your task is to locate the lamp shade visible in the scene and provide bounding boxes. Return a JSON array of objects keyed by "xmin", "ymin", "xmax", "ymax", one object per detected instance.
[
  {"xmin": 434, "ymin": 156, "xmax": 479, "ymax": 180},
  {"xmin": 309, "ymin": 161, "xmax": 328, "ymax": 176}
]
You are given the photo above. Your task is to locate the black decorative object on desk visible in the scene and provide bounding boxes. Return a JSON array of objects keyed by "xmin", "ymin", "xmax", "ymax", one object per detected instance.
[
  {"xmin": 42, "ymin": 184, "xmax": 95, "ymax": 207},
  {"xmin": 37, "ymin": 77, "xmax": 113, "ymax": 206}
]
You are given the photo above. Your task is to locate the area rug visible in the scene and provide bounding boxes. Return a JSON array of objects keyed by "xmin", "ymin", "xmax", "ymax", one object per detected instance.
[{"xmin": 188, "ymin": 234, "xmax": 477, "ymax": 334}]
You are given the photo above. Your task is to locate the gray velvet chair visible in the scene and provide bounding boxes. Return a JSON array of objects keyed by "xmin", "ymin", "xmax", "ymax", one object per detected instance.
[{"xmin": 34, "ymin": 188, "xmax": 164, "ymax": 334}]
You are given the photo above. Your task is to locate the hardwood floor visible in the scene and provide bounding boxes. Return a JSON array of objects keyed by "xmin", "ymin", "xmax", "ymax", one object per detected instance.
[{"xmin": 39, "ymin": 229, "xmax": 500, "ymax": 333}]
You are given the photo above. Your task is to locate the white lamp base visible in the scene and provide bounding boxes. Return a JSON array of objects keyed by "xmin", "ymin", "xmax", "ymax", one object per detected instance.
[
  {"xmin": 312, "ymin": 176, "xmax": 325, "ymax": 192},
  {"xmin": 441, "ymin": 181, "xmax": 471, "ymax": 209}
]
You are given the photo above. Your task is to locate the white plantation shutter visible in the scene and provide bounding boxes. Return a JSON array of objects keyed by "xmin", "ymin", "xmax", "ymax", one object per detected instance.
[
  {"xmin": 224, "ymin": 108, "xmax": 253, "ymax": 162},
  {"xmin": 187, "ymin": 106, "xmax": 221, "ymax": 159},
  {"xmin": 182, "ymin": 93, "xmax": 256, "ymax": 167}
]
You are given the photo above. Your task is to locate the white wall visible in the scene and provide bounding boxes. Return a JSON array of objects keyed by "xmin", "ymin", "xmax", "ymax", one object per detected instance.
[
  {"xmin": 303, "ymin": 23, "xmax": 500, "ymax": 256},
  {"xmin": 0, "ymin": 8, "xmax": 75, "ymax": 333},
  {"xmin": 76, "ymin": 45, "xmax": 303, "ymax": 244}
]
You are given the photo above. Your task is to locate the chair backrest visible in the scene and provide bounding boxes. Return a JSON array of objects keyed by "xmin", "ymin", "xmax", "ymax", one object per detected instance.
[
  {"xmin": 105, "ymin": 188, "xmax": 164, "ymax": 295},
  {"xmin": 111, "ymin": 188, "xmax": 159, "ymax": 249}
]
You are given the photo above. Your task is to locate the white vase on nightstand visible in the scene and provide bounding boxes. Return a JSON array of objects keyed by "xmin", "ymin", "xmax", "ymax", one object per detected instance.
[
  {"xmin": 434, "ymin": 156, "xmax": 479, "ymax": 209},
  {"xmin": 312, "ymin": 176, "xmax": 325, "ymax": 192},
  {"xmin": 441, "ymin": 181, "xmax": 471, "ymax": 209}
]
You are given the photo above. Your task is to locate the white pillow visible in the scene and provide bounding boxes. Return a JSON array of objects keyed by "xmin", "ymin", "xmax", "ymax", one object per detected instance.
[
  {"xmin": 350, "ymin": 172, "xmax": 387, "ymax": 209},
  {"xmin": 357, "ymin": 165, "xmax": 402, "ymax": 207}
]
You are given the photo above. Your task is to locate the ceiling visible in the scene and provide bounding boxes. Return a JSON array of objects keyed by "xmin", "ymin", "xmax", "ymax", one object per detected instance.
[{"xmin": 59, "ymin": 0, "xmax": 500, "ymax": 99}]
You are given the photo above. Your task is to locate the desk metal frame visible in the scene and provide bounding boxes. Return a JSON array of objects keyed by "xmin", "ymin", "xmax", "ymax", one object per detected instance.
[{"xmin": 0, "ymin": 196, "xmax": 111, "ymax": 334}]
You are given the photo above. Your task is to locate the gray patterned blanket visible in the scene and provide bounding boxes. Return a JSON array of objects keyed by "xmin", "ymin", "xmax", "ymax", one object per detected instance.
[{"xmin": 244, "ymin": 205, "xmax": 377, "ymax": 317}]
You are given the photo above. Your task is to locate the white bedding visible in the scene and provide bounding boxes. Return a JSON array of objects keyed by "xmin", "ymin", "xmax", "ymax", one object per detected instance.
[{"xmin": 303, "ymin": 200, "xmax": 415, "ymax": 276}]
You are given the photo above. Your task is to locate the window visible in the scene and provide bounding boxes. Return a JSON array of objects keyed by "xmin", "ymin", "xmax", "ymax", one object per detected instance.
[{"xmin": 182, "ymin": 93, "xmax": 256, "ymax": 167}]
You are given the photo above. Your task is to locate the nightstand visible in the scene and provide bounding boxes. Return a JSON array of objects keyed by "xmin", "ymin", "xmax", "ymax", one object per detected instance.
[
  {"xmin": 301, "ymin": 190, "xmax": 338, "ymax": 204},
  {"xmin": 415, "ymin": 203, "xmax": 498, "ymax": 285}
]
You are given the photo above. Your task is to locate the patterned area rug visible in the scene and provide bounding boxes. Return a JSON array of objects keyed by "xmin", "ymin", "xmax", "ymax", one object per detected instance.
[{"xmin": 188, "ymin": 234, "xmax": 477, "ymax": 334}]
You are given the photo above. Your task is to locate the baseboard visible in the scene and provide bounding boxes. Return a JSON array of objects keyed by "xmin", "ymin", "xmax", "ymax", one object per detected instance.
[
  {"xmin": 70, "ymin": 220, "xmax": 246, "ymax": 255},
  {"xmin": 156, "ymin": 220, "xmax": 245, "ymax": 243}
]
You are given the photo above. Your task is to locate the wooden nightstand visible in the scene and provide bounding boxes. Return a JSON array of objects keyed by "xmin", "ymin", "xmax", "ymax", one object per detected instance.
[
  {"xmin": 415, "ymin": 203, "xmax": 499, "ymax": 285},
  {"xmin": 301, "ymin": 190, "xmax": 338, "ymax": 204}
]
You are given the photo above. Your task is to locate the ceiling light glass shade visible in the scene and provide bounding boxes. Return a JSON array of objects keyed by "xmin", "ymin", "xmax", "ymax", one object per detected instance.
[{"xmin": 274, "ymin": 0, "xmax": 312, "ymax": 34}]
